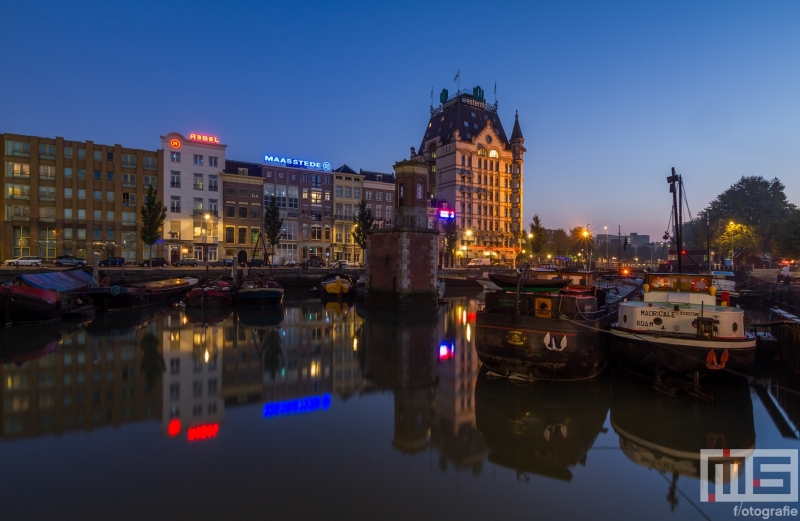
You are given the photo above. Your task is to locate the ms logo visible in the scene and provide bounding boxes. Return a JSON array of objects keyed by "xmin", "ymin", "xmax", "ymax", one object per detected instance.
[{"xmin": 700, "ymin": 449, "xmax": 798, "ymax": 503}]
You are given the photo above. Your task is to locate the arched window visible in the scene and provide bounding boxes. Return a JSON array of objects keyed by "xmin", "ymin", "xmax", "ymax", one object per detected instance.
[
  {"xmin": 478, "ymin": 148, "xmax": 487, "ymax": 157},
  {"xmin": 489, "ymin": 150, "xmax": 499, "ymax": 158}
]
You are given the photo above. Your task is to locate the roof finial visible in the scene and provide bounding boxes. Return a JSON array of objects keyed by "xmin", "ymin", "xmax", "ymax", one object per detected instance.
[{"xmin": 515, "ymin": 109, "xmax": 518, "ymax": 118}]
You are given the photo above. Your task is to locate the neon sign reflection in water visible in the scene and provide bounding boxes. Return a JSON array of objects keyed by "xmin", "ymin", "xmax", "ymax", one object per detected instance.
[
  {"xmin": 263, "ymin": 393, "xmax": 332, "ymax": 419},
  {"xmin": 439, "ymin": 339, "xmax": 455, "ymax": 361}
]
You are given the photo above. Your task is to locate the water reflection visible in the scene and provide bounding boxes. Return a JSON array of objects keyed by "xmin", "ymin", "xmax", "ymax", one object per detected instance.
[
  {"xmin": 2, "ymin": 314, "xmax": 162, "ymax": 439},
  {"xmin": 475, "ymin": 372, "xmax": 610, "ymax": 481},
  {"xmin": 610, "ymin": 372, "xmax": 755, "ymax": 511},
  {"xmin": 1, "ymin": 292, "xmax": 793, "ymax": 521}
]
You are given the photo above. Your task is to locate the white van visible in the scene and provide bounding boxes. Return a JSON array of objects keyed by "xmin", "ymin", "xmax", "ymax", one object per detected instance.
[{"xmin": 467, "ymin": 258, "xmax": 492, "ymax": 267}]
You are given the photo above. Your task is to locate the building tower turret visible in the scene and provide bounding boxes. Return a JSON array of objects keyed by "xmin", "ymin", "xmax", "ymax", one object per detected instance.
[{"xmin": 509, "ymin": 111, "xmax": 526, "ymax": 248}]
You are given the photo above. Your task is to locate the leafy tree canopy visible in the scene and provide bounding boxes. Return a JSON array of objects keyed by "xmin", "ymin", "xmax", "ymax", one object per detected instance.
[
  {"xmin": 701, "ymin": 176, "xmax": 795, "ymax": 253},
  {"xmin": 263, "ymin": 196, "xmax": 283, "ymax": 248},
  {"xmin": 352, "ymin": 199, "xmax": 374, "ymax": 251}
]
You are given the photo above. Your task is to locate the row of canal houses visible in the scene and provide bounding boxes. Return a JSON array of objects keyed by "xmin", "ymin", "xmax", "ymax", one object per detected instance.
[{"xmin": 1, "ymin": 131, "xmax": 399, "ymax": 266}]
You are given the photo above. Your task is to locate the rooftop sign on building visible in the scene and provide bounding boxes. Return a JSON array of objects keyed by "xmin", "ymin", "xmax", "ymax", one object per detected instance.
[{"xmin": 264, "ymin": 154, "xmax": 332, "ymax": 172}]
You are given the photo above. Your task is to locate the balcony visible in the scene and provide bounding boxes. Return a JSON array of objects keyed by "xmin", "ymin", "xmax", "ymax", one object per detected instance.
[
  {"xmin": 7, "ymin": 194, "xmax": 30, "ymax": 200},
  {"xmin": 193, "ymin": 234, "xmax": 218, "ymax": 245},
  {"xmin": 9, "ymin": 151, "xmax": 29, "ymax": 158},
  {"xmin": 122, "ymin": 201, "xmax": 137, "ymax": 208},
  {"xmin": 39, "ymin": 196, "xmax": 56, "ymax": 202},
  {"xmin": 170, "ymin": 182, "xmax": 181, "ymax": 188},
  {"xmin": 39, "ymin": 153, "xmax": 55, "ymax": 160},
  {"xmin": 10, "ymin": 215, "xmax": 30, "ymax": 221}
]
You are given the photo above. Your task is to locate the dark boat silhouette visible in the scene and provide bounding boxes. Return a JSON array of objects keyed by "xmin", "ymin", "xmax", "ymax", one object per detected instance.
[{"xmin": 474, "ymin": 370, "xmax": 611, "ymax": 481}]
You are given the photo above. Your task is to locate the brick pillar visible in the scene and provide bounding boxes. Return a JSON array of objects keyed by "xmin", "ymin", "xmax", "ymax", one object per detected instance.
[{"xmin": 365, "ymin": 227, "xmax": 439, "ymax": 310}]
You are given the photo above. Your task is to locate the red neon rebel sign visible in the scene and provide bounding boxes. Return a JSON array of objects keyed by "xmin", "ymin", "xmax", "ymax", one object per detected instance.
[{"xmin": 189, "ymin": 133, "xmax": 220, "ymax": 144}]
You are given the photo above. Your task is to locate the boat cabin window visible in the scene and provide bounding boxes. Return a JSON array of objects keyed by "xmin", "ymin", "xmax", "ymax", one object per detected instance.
[{"xmin": 648, "ymin": 274, "xmax": 711, "ymax": 292}]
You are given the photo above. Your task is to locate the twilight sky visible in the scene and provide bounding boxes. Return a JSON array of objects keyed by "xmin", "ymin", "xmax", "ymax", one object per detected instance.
[{"xmin": 2, "ymin": 0, "xmax": 799, "ymax": 239}]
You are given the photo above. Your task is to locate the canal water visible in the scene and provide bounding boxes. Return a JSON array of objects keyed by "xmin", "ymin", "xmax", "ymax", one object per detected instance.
[{"xmin": 0, "ymin": 290, "xmax": 798, "ymax": 521}]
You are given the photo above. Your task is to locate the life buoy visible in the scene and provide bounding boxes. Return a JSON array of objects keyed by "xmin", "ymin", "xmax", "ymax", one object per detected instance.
[{"xmin": 691, "ymin": 278, "xmax": 708, "ymax": 292}]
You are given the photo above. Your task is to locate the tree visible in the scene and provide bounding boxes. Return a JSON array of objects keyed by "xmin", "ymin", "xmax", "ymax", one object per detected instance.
[
  {"xmin": 352, "ymin": 199, "xmax": 374, "ymax": 252},
  {"xmin": 777, "ymin": 210, "xmax": 800, "ymax": 258},
  {"xmin": 442, "ymin": 219, "xmax": 459, "ymax": 268},
  {"xmin": 544, "ymin": 228, "xmax": 570, "ymax": 259},
  {"xmin": 139, "ymin": 333, "xmax": 165, "ymax": 393},
  {"xmin": 262, "ymin": 329, "xmax": 283, "ymax": 379},
  {"xmin": 140, "ymin": 184, "xmax": 167, "ymax": 266},
  {"xmin": 718, "ymin": 222, "xmax": 757, "ymax": 262},
  {"xmin": 703, "ymin": 176, "xmax": 796, "ymax": 253},
  {"xmin": 526, "ymin": 214, "xmax": 547, "ymax": 264},
  {"xmin": 263, "ymin": 196, "xmax": 283, "ymax": 266}
]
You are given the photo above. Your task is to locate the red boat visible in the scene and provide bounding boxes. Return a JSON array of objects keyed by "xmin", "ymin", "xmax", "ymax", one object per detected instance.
[
  {"xmin": 185, "ymin": 277, "xmax": 238, "ymax": 307},
  {"xmin": 3, "ymin": 269, "xmax": 94, "ymax": 324}
]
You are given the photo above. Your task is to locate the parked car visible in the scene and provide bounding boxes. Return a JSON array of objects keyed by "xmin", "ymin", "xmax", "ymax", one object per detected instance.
[
  {"xmin": 54, "ymin": 255, "xmax": 87, "ymax": 267},
  {"xmin": 98, "ymin": 256, "xmax": 126, "ymax": 267},
  {"xmin": 284, "ymin": 259, "xmax": 297, "ymax": 267},
  {"xmin": 210, "ymin": 258, "xmax": 233, "ymax": 268},
  {"xmin": 306, "ymin": 257, "xmax": 325, "ymax": 268},
  {"xmin": 330, "ymin": 260, "xmax": 349, "ymax": 270},
  {"xmin": 140, "ymin": 257, "xmax": 170, "ymax": 267},
  {"xmin": 4, "ymin": 256, "xmax": 42, "ymax": 267},
  {"xmin": 173, "ymin": 257, "xmax": 199, "ymax": 267},
  {"xmin": 240, "ymin": 258, "xmax": 265, "ymax": 267}
]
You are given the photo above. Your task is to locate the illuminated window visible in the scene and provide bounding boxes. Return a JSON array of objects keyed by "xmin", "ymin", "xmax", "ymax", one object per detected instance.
[
  {"xmin": 311, "ymin": 191, "xmax": 322, "ymax": 204},
  {"xmin": 193, "ymin": 173, "xmax": 203, "ymax": 190},
  {"xmin": 171, "ymin": 152, "xmax": 181, "ymax": 163}
]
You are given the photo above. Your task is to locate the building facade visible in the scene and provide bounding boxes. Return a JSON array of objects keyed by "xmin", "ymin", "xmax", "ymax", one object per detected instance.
[
  {"xmin": 332, "ymin": 165, "xmax": 362, "ymax": 263},
  {"xmin": 221, "ymin": 163, "xmax": 265, "ymax": 264},
  {"xmin": 413, "ymin": 87, "xmax": 525, "ymax": 264},
  {"xmin": 360, "ymin": 169, "xmax": 396, "ymax": 226},
  {"xmin": 160, "ymin": 132, "xmax": 226, "ymax": 264},
  {"xmin": 259, "ymin": 156, "xmax": 335, "ymax": 264},
  {"xmin": 2, "ymin": 133, "xmax": 161, "ymax": 263}
]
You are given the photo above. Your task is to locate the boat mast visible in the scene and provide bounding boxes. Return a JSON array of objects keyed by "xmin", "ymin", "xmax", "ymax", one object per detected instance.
[{"xmin": 667, "ymin": 168, "xmax": 682, "ymax": 273}]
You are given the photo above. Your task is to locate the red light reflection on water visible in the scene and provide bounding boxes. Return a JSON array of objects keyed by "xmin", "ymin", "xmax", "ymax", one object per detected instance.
[
  {"xmin": 167, "ymin": 419, "xmax": 181, "ymax": 437},
  {"xmin": 188, "ymin": 423, "xmax": 219, "ymax": 442}
]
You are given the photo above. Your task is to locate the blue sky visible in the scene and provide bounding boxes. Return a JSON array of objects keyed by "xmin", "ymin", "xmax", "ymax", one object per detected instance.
[{"xmin": 2, "ymin": 0, "xmax": 799, "ymax": 239}]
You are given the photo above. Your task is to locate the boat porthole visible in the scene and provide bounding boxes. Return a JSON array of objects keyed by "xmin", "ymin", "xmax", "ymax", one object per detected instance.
[
  {"xmin": 733, "ymin": 322, "xmax": 738, "ymax": 332},
  {"xmin": 539, "ymin": 302, "xmax": 548, "ymax": 310},
  {"xmin": 623, "ymin": 315, "xmax": 627, "ymax": 323},
  {"xmin": 654, "ymin": 318, "xmax": 662, "ymax": 326}
]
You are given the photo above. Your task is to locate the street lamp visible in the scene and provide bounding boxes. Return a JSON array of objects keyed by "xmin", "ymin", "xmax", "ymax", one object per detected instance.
[
  {"xmin": 203, "ymin": 213, "xmax": 210, "ymax": 280},
  {"xmin": 729, "ymin": 221, "xmax": 735, "ymax": 268}
]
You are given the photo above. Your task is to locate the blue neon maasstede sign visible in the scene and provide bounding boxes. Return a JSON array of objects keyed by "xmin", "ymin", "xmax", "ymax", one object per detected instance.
[{"xmin": 264, "ymin": 155, "xmax": 332, "ymax": 172}]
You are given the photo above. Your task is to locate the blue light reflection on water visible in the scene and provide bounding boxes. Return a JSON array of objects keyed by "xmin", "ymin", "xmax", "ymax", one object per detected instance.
[{"xmin": 0, "ymin": 292, "xmax": 797, "ymax": 521}]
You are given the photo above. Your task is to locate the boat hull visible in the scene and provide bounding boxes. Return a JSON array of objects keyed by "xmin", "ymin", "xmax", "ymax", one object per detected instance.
[
  {"xmin": 3, "ymin": 286, "xmax": 92, "ymax": 324},
  {"xmin": 488, "ymin": 273, "xmax": 572, "ymax": 293},
  {"xmin": 90, "ymin": 280, "xmax": 197, "ymax": 312},
  {"xmin": 475, "ymin": 312, "xmax": 613, "ymax": 381},
  {"xmin": 610, "ymin": 326, "xmax": 756, "ymax": 378},
  {"xmin": 185, "ymin": 289, "xmax": 234, "ymax": 308},
  {"xmin": 237, "ymin": 289, "xmax": 284, "ymax": 306}
]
